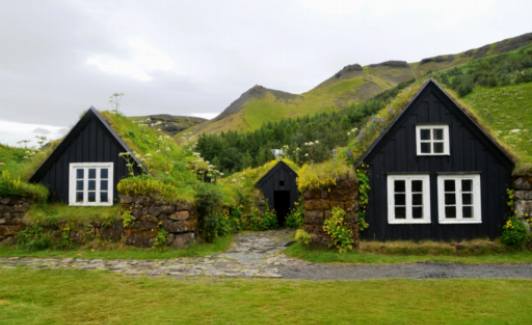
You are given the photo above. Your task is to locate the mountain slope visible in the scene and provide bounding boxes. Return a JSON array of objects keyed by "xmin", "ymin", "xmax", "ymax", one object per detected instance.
[
  {"xmin": 132, "ymin": 114, "xmax": 206, "ymax": 136},
  {"xmin": 180, "ymin": 32, "xmax": 531, "ymax": 141}
]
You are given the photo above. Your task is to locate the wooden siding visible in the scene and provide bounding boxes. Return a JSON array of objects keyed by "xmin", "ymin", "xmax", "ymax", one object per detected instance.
[
  {"xmin": 31, "ymin": 110, "xmax": 140, "ymax": 203},
  {"xmin": 256, "ymin": 162, "xmax": 299, "ymax": 213},
  {"xmin": 363, "ymin": 82, "xmax": 513, "ymax": 240}
]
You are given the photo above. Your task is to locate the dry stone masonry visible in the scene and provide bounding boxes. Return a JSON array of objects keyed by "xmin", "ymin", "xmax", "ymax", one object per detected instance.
[
  {"xmin": 120, "ymin": 195, "xmax": 197, "ymax": 247},
  {"xmin": 0, "ymin": 197, "xmax": 31, "ymax": 243},
  {"xmin": 513, "ymin": 175, "xmax": 532, "ymax": 222},
  {"xmin": 302, "ymin": 177, "xmax": 359, "ymax": 247}
]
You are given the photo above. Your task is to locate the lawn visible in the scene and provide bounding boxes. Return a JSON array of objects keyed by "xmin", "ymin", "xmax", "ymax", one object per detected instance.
[
  {"xmin": 285, "ymin": 242, "xmax": 532, "ymax": 264},
  {"xmin": 0, "ymin": 267, "xmax": 531, "ymax": 324},
  {"xmin": 0, "ymin": 235, "xmax": 232, "ymax": 260}
]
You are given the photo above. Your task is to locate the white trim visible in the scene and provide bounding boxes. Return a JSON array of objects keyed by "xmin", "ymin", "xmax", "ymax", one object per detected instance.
[
  {"xmin": 416, "ymin": 125, "xmax": 450, "ymax": 156},
  {"xmin": 437, "ymin": 174, "xmax": 481, "ymax": 224},
  {"xmin": 69, "ymin": 162, "xmax": 114, "ymax": 206},
  {"xmin": 387, "ymin": 174, "xmax": 431, "ymax": 224}
]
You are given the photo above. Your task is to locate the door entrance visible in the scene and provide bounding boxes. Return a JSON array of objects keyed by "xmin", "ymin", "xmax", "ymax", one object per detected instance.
[{"xmin": 273, "ymin": 190, "xmax": 291, "ymax": 226}]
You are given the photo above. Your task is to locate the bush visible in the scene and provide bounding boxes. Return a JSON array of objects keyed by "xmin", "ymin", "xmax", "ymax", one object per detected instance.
[
  {"xmin": 294, "ymin": 229, "xmax": 311, "ymax": 246},
  {"xmin": 323, "ymin": 207, "xmax": 354, "ymax": 253},
  {"xmin": 501, "ymin": 216, "xmax": 528, "ymax": 247},
  {"xmin": 285, "ymin": 202, "xmax": 303, "ymax": 229},
  {"xmin": 16, "ymin": 225, "xmax": 53, "ymax": 251},
  {"xmin": 153, "ymin": 227, "xmax": 169, "ymax": 249},
  {"xmin": 195, "ymin": 185, "xmax": 227, "ymax": 243}
]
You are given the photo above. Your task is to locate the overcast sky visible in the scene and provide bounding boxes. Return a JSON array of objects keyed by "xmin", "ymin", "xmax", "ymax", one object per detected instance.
[{"xmin": 1, "ymin": 0, "xmax": 531, "ymax": 146}]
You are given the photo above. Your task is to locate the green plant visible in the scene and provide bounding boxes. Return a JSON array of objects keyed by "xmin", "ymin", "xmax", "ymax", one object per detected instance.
[
  {"xmin": 0, "ymin": 170, "xmax": 48, "ymax": 201},
  {"xmin": 501, "ymin": 217, "xmax": 527, "ymax": 247},
  {"xmin": 294, "ymin": 229, "xmax": 312, "ymax": 246},
  {"xmin": 286, "ymin": 202, "xmax": 303, "ymax": 229},
  {"xmin": 153, "ymin": 227, "xmax": 169, "ymax": 249},
  {"xmin": 121, "ymin": 210, "xmax": 134, "ymax": 228},
  {"xmin": 323, "ymin": 207, "xmax": 354, "ymax": 253},
  {"xmin": 16, "ymin": 225, "xmax": 53, "ymax": 251},
  {"xmin": 195, "ymin": 185, "xmax": 226, "ymax": 242},
  {"xmin": 261, "ymin": 207, "xmax": 278, "ymax": 230},
  {"xmin": 355, "ymin": 167, "xmax": 370, "ymax": 231}
]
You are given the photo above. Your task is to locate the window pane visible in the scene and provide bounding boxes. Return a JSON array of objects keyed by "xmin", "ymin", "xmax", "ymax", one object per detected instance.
[
  {"xmin": 394, "ymin": 194, "xmax": 405, "ymax": 206},
  {"xmin": 394, "ymin": 180, "xmax": 405, "ymax": 192},
  {"xmin": 433, "ymin": 142, "xmax": 444, "ymax": 153},
  {"xmin": 420, "ymin": 129, "xmax": 431, "ymax": 140},
  {"xmin": 463, "ymin": 206, "xmax": 473, "ymax": 218},
  {"xmin": 76, "ymin": 192, "xmax": 83, "ymax": 202},
  {"xmin": 101, "ymin": 191, "xmax": 108, "ymax": 202},
  {"xmin": 88, "ymin": 192, "xmax": 96, "ymax": 202},
  {"xmin": 445, "ymin": 193, "xmax": 455, "ymax": 205},
  {"xmin": 76, "ymin": 169, "xmax": 84, "ymax": 179},
  {"xmin": 412, "ymin": 180, "xmax": 422, "ymax": 192},
  {"xmin": 462, "ymin": 193, "xmax": 472, "ymax": 205},
  {"xmin": 445, "ymin": 206, "xmax": 456, "ymax": 218},
  {"xmin": 433, "ymin": 128, "xmax": 444, "ymax": 140},
  {"xmin": 101, "ymin": 168, "xmax": 108, "ymax": 179},
  {"xmin": 88, "ymin": 180, "xmax": 95, "ymax": 190},
  {"xmin": 395, "ymin": 207, "xmax": 406, "ymax": 219},
  {"xmin": 101, "ymin": 180, "xmax": 108, "ymax": 191},
  {"xmin": 88, "ymin": 169, "xmax": 96, "ymax": 179},
  {"xmin": 412, "ymin": 193, "xmax": 422, "ymax": 205},
  {"xmin": 76, "ymin": 180, "xmax": 83, "ymax": 191},
  {"xmin": 462, "ymin": 179, "xmax": 472, "ymax": 191},
  {"xmin": 444, "ymin": 180, "xmax": 455, "ymax": 191},
  {"xmin": 412, "ymin": 207, "xmax": 423, "ymax": 219},
  {"xmin": 420, "ymin": 143, "xmax": 431, "ymax": 153}
]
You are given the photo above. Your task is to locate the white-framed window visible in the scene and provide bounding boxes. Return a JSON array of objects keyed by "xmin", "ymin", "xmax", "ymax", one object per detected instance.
[
  {"xmin": 437, "ymin": 174, "xmax": 481, "ymax": 224},
  {"xmin": 69, "ymin": 162, "xmax": 114, "ymax": 206},
  {"xmin": 416, "ymin": 125, "xmax": 450, "ymax": 156},
  {"xmin": 387, "ymin": 174, "xmax": 431, "ymax": 224}
]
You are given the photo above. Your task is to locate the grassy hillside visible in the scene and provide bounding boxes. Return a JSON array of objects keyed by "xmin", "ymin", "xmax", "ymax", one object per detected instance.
[
  {"xmin": 180, "ymin": 33, "xmax": 531, "ymax": 141},
  {"xmin": 131, "ymin": 114, "xmax": 206, "ymax": 136}
]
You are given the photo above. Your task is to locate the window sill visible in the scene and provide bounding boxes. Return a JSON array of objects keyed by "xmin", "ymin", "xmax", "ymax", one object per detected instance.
[
  {"xmin": 69, "ymin": 202, "xmax": 114, "ymax": 207},
  {"xmin": 438, "ymin": 219, "xmax": 482, "ymax": 224},
  {"xmin": 388, "ymin": 219, "xmax": 432, "ymax": 225}
]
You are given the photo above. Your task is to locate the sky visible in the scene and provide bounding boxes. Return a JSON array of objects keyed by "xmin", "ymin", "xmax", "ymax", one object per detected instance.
[{"xmin": 0, "ymin": 0, "xmax": 531, "ymax": 146}]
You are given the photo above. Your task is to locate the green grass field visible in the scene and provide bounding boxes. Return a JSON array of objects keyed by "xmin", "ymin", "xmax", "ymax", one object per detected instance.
[
  {"xmin": 0, "ymin": 235, "xmax": 232, "ymax": 260},
  {"xmin": 0, "ymin": 267, "xmax": 531, "ymax": 324},
  {"xmin": 285, "ymin": 243, "xmax": 532, "ymax": 264}
]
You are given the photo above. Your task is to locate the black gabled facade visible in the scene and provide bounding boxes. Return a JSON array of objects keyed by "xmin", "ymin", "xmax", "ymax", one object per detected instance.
[
  {"xmin": 359, "ymin": 80, "xmax": 514, "ymax": 240},
  {"xmin": 256, "ymin": 161, "xmax": 299, "ymax": 226},
  {"xmin": 30, "ymin": 108, "xmax": 143, "ymax": 204}
]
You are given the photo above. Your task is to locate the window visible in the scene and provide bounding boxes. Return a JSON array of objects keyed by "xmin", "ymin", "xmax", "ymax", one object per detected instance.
[
  {"xmin": 416, "ymin": 125, "xmax": 450, "ymax": 155},
  {"xmin": 69, "ymin": 162, "xmax": 114, "ymax": 206},
  {"xmin": 437, "ymin": 175, "xmax": 481, "ymax": 224},
  {"xmin": 387, "ymin": 175, "xmax": 431, "ymax": 224}
]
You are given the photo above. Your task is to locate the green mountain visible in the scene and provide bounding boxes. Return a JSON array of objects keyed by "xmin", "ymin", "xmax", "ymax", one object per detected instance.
[{"xmin": 180, "ymin": 32, "xmax": 531, "ymax": 141}]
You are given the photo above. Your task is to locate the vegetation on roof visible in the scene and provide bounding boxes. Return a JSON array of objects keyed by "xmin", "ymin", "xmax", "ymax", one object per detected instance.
[
  {"xmin": 297, "ymin": 154, "xmax": 355, "ymax": 192},
  {"xmin": 101, "ymin": 111, "xmax": 210, "ymax": 202}
]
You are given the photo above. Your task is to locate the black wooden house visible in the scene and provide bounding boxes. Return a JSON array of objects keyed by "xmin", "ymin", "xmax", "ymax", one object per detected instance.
[
  {"xmin": 30, "ymin": 108, "xmax": 143, "ymax": 205},
  {"xmin": 256, "ymin": 161, "xmax": 299, "ymax": 225},
  {"xmin": 359, "ymin": 80, "xmax": 514, "ymax": 240}
]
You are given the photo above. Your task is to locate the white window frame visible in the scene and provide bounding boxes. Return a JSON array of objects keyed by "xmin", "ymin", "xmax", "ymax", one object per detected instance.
[
  {"xmin": 69, "ymin": 162, "xmax": 114, "ymax": 206},
  {"xmin": 437, "ymin": 174, "xmax": 481, "ymax": 224},
  {"xmin": 387, "ymin": 174, "xmax": 431, "ymax": 224},
  {"xmin": 416, "ymin": 125, "xmax": 450, "ymax": 156}
]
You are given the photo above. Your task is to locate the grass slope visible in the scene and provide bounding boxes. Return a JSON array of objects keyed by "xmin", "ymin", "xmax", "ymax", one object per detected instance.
[{"xmin": 1, "ymin": 268, "xmax": 531, "ymax": 324}]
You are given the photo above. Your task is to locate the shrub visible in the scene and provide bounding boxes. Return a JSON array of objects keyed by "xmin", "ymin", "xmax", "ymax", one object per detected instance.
[
  {"xmin": 195, "ymin": 185, "xmax": 227, "ymax": 242},
  {"xmin": 501, "ymin": 216, "xmax": 527, "ymax": 247},
  {"xmin": 294, "ymin": 229, "xmax": 311, "ymax": 246},
  {"xmin": 285, "ymin": 202, "xmax": 303, "ymax": 229},
  {"xmin": 323, "ymin": 207, "xmax": 354, "ymax": 253},
  {"xmin": 16, "ymin": 225, "xmax": 53, "ymax": 251}
]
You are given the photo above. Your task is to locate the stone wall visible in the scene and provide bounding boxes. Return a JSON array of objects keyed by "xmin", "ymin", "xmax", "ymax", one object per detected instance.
[
  {"xmin": 513, "ymin": 175, "xmax": 532, "ymax": 222},
  {"xmin": 0, "ymin": 197, "xmax": 31, "ymax": 244},
  {"xmin": 302, "ymin": 177, "xmax": 359, "ymax": 247},
  {"xmin": 120, "ymin": 195, "xmax": 197, "ymax": 247}
]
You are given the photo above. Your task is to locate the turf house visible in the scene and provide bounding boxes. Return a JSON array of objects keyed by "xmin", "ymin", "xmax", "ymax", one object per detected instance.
[{"xmin": 357, "ymin": 80, "xmax": 515, "ymax": 240}]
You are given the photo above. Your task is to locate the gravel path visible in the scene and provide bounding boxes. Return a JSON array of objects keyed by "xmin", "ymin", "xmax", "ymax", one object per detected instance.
[{"xmin": 1, "ymin": 230, "xmax": 531, "ymax": 280}]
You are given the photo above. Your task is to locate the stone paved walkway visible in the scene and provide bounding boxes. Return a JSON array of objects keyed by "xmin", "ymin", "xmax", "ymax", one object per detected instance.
[{"xmin": 1, "ymin": 230, "xmax": 531, "ymax": 280}]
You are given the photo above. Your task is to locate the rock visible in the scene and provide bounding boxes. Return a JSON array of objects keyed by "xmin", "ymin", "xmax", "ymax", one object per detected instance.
[
  {"xmin": 120, "ymin": 195, "xmax": 133, "ymax": 204},
  {"xmin": 169, "ymin": 210, "xmax": 190, "ymax": 221},
  {"xmin": 0, "ymin": 218, "xmax": 5, "ymax": 225},
  {"xmin": 160, "ymin": 205, "xmax": 175, "ymax": 214},
  {"xmin": 168, "ymin": 232, "xmax": 195, "ymax": 248},
  {"xmin": 515, "ymin": 190, "xmax": 532, "ymax": 200},
  {"xmin": 513, "ymin": 177, "xmax": 532, "ymax": 190},
  {"xmin": 148, "ymin": 206, "xmax": 162, "ymax": 217},
  {"xmin": 515, "ymin": 200, "xmax": 532, "ymax": 217}
]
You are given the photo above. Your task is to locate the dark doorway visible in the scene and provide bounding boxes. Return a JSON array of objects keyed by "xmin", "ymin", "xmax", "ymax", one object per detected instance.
[{"xmin": 273, "ymin": 190, "xmax": 291, "ymax": 226}]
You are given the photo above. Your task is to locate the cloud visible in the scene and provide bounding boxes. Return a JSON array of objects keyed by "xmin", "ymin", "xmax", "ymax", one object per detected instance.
[{"xmin": 0, "ymin": 120, "xmax": 66, "ymax": 148}]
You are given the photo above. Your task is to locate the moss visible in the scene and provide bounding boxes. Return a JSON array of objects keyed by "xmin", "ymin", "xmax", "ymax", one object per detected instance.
[
  {"xmin": 24, "ymin": 204, "xmax": 121, "ymax": 225},
  {"xmin": 297, "ymin": 155, "xmax": 355, "ymax": 192}
]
